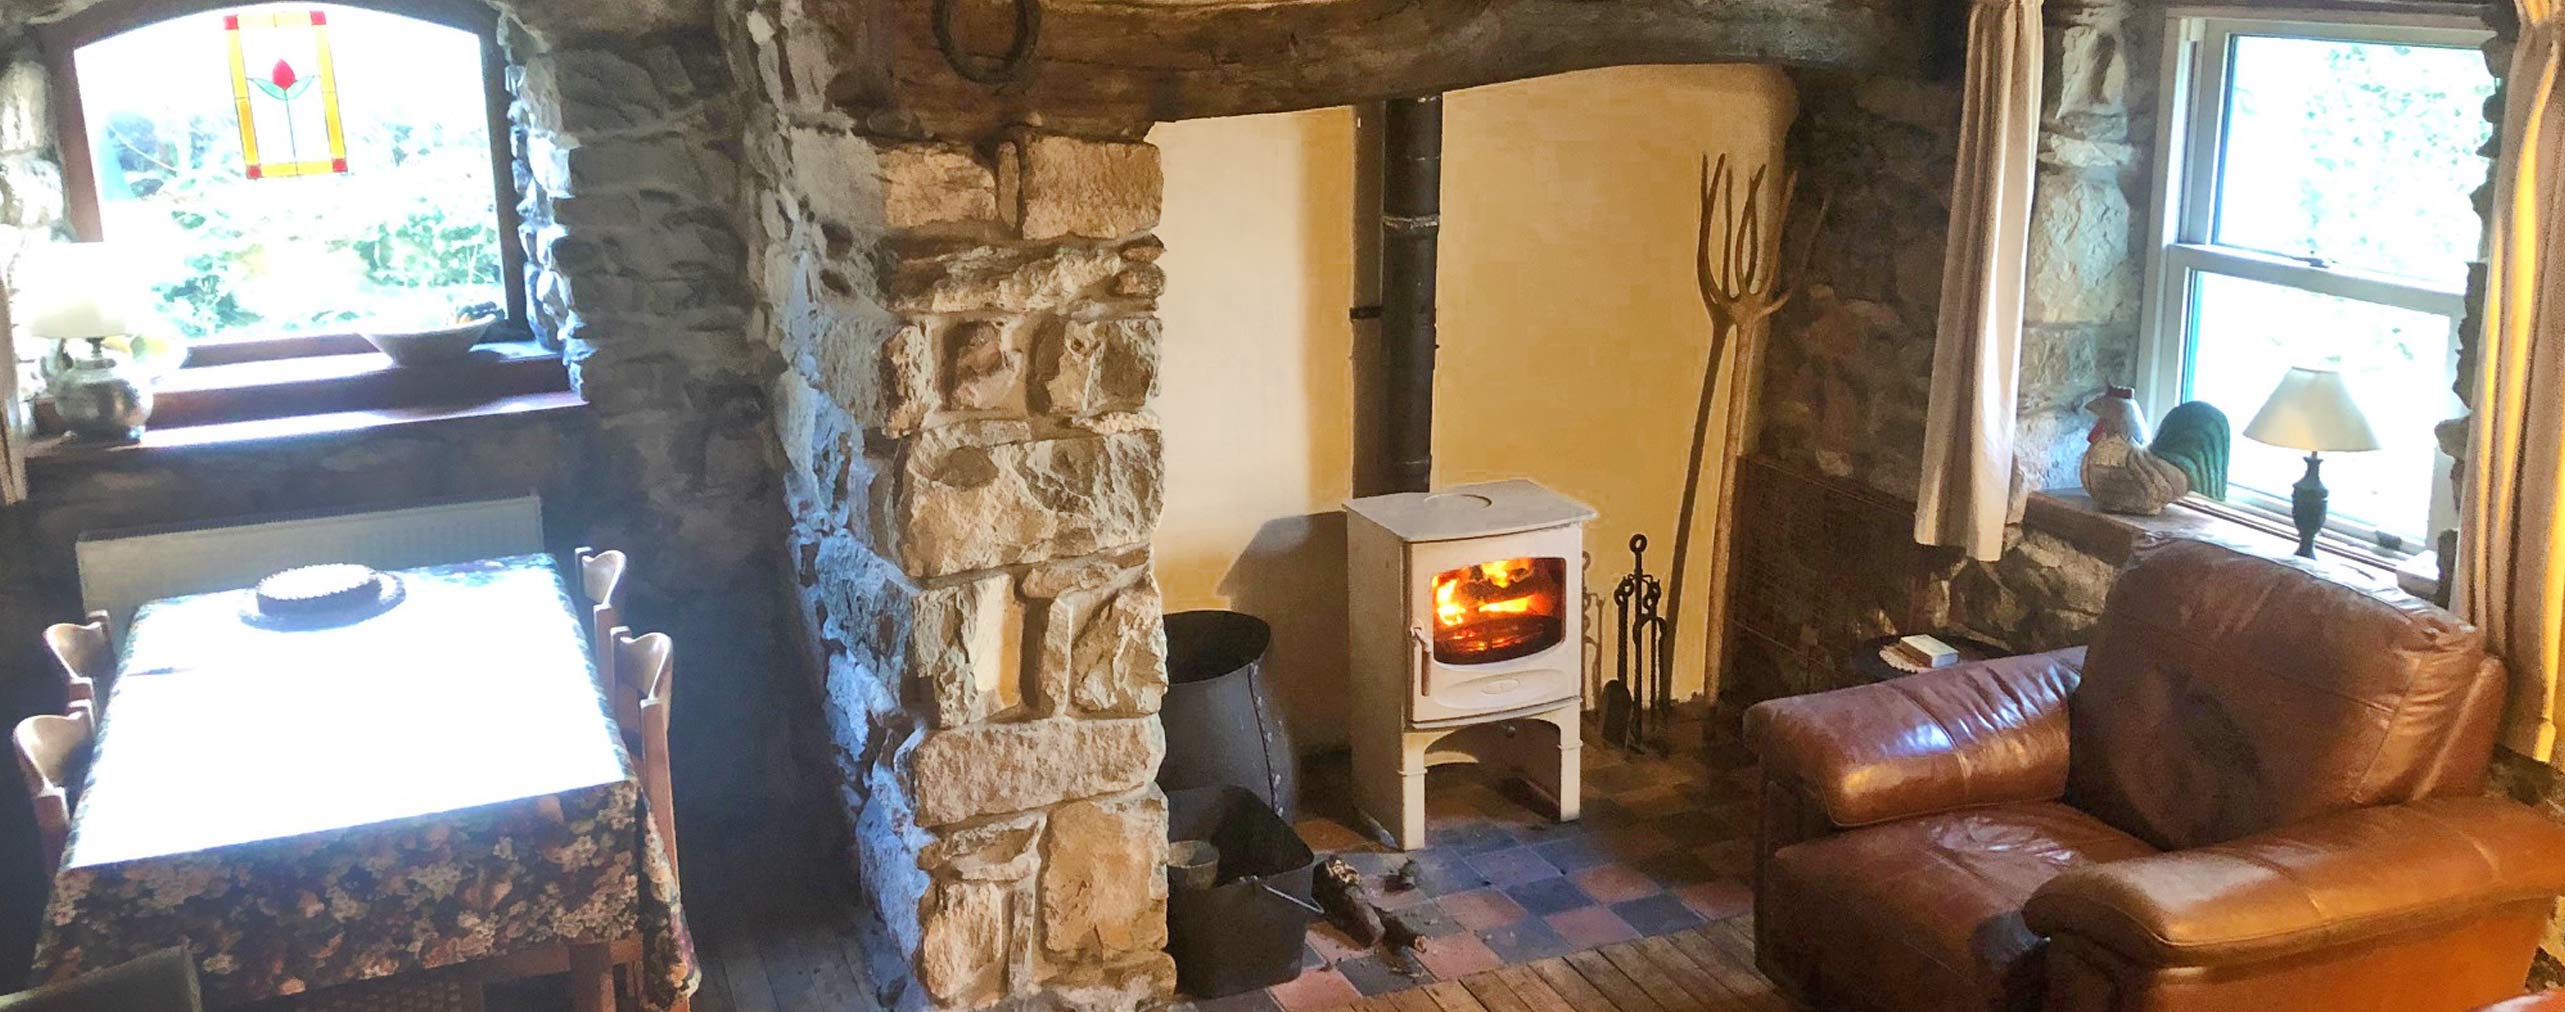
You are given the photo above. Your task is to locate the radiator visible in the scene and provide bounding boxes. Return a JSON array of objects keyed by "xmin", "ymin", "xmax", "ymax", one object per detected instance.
[{"xmin": 75, "ymin": 495, "xmax": 546, "ymax": 631}]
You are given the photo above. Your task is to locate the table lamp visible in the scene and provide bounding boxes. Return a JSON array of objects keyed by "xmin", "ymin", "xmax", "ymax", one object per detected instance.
[
  {"xmin": 2242, "ymin": 365, "xmax": 2380, "ymax": 558},
  {"xmin": 18, "ymin": 243, "xmax": 151, "ymax": 441}
]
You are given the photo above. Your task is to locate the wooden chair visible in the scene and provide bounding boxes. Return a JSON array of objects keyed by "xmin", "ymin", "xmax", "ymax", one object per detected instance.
[
  {"xmin": 0, "ymin": 945, "xmax": 201, "ymax": 1012},
  {"xmin": 285, "ymin": 965, "xmax": 483, "ymax": 1012},
  {"xmin": 41, "ymin": 612, "xmax": 112, "ymax": 718},
  {"xmin": 609, "ymin": 628, "xmax": 677, "ymax": 881},
  {"xmin": 574, "ymin": 548, "xmax": 629, "ymax": 696},
  {"xmin": 14, "ymin": 709, "xmax": 94, "ymax": 872}
]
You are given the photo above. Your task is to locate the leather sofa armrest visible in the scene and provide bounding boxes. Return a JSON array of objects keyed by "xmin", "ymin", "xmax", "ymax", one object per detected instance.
[
  {"xmin": 2024, "ymin": 796, "xmax": 2565, "ymax": 966},
  {"xmin": 1741, "ymin": 648, "xmax": 2082, "ymax": 829}
]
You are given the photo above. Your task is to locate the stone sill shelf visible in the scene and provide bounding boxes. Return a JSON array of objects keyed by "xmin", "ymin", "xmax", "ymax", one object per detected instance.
[
  {"xmin": 26, "ymin": 339, "xmax": 577, "ymax": 472},
  {"xmin": 2027, "ymin": 488, "xmax": 2441, "ymax": 600},
  {"xmin": 33, "ymin": 340, "xmax": 568, "ymax": 432},
  {"xmin": 25, "ymin": 390, "xmax": 586, "ymax": 474}
]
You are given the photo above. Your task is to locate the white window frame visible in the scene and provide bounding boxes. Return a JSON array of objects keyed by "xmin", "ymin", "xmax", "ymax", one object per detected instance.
[{"xmin": 2137, "ymin": 9, "xmax": 2492, "ymax": 555}]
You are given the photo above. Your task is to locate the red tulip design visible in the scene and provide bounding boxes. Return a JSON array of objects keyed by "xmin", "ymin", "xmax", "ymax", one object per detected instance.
[{"xmin": 251, "ymin": 57, "xmax": 313, "ymax": 101}]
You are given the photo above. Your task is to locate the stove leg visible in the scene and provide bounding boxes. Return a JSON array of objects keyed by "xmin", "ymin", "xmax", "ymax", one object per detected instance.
[
  {"xmin": 1554, "ymin": 728, "xmax": 1582, "ymax": 824},
  {"xmin": 1393, "ymin": 752, "xmax": 1428, "ymax": 851},
  {"xmin": 1355, "ymin": 727, "xmax": 1432, "ymax": 851},
  {"xmin": 1516, "ymin": 705, "xmax": 1582, "ymax": 823}
]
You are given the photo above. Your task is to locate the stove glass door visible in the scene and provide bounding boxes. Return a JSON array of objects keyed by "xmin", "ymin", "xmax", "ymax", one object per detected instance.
[{"xmin": 1429, "ymin": 556, "xmax": 1568, "ymax": 665}]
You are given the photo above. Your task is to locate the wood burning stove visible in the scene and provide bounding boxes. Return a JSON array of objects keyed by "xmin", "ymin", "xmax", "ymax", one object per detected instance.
[{"xmin": 1344, "ymin": 479, "xmax": 1594, "ymax": 850}]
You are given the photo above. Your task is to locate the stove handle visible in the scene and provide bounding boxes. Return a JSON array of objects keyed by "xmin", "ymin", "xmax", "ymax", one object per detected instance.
[{"xmin": 1410, "ymin": 626, "xmax": 1434, "ymax": 697}]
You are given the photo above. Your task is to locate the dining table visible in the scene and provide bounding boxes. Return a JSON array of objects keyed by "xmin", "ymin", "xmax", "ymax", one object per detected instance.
[{"xmin": 27, "ymin": 553, "xmax": 696, "ymax": 1010}]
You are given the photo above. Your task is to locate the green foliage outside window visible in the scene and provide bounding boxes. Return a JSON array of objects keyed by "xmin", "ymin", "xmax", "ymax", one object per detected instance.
[{"xmin": 75, "ymin": 5, "xmax": 503, "ymax": 342}]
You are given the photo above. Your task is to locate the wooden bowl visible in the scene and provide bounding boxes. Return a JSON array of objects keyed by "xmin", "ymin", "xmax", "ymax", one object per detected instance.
[{"xmin": 361, "ymin": 318, "xmax": 495, "ymax": 366}]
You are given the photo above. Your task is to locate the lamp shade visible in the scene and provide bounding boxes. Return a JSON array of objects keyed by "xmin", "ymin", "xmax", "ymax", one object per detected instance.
[
  {"xmin": 16, "ymin": 243, "xmax": 133, "ymax": 340},
  {"xmin": 2242, "ymin": 366, "xmax": 2382, "ymax": 453}
]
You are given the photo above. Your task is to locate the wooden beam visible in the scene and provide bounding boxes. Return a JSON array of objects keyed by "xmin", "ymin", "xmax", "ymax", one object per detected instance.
[{"xmin": 878, "ymin": 0, "xmax": 1926, "ymax": 136}]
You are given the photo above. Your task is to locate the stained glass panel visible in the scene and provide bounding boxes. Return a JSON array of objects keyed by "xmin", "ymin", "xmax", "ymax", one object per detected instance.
[{"xmin": 226, "ymin": 10, "xmax": 348, "ymax": 179}]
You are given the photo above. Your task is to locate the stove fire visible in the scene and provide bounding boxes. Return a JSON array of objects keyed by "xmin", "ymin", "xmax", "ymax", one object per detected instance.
[{"xmin": 1431, "ymin": 557, "xmax": 1566, "ymax": 664}]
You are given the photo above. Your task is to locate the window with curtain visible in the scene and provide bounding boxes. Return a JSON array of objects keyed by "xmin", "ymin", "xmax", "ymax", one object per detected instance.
[{"xmin": 2139, "ymin": 13, "xmax": 2497, "ymax": 555}]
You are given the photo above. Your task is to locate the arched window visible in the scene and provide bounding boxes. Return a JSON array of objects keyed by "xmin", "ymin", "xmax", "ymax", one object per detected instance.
[{"xmin": 36, "ymin": 0, "xmax": 526, "ymax": 360}]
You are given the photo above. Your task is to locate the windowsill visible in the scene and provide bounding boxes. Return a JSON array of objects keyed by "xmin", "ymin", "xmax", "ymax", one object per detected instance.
[
  {"xmin": 25, "ymin": 389, "xmax": 585, "ymax": 469},
  {"xmin": 32, "ymin": 340, "xmax": 569, "ymax": 434},
  {"xmin": 2027, "ymin": 487, "xmax": 2431, "ymax": 595}
]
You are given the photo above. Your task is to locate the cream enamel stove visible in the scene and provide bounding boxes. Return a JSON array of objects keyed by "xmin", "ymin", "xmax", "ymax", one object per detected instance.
[{"xmin": 1345, "ymin": 478, "xmax": 1593, "ymax": 850}]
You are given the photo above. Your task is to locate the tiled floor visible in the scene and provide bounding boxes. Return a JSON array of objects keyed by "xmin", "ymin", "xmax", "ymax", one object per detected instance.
[{"xmin": 1179, "ymin": 711, "xmax": 1762, "ymax": 1012}]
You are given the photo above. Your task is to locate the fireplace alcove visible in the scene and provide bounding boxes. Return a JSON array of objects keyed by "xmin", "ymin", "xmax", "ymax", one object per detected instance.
[
  {"xmin": 0, "ymin": 0, "xmax": 2135, "ymax": 1004},
  {"xmin": 751, "ymin": 0, "xmax": 1942, "ymax": 1007}
]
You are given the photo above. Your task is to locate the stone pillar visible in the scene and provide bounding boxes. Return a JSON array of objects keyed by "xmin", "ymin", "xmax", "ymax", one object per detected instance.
[
  {"xmin": 738, "ymin": 7, "xmax": 1174, "ymax": 1008},
  {"xmin": 0, "ymin": 55, "xmax": 62, "ymax": 396},
  {"xmin": 0, "ymin": 59, "xmax": 59, "ymax": 271},
  {"xmin": 2016, "ymin": 0, "xmax": 2144, "ymax": 494}
]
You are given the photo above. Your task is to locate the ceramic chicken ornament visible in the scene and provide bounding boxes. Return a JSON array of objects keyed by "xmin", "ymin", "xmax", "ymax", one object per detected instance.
[{"xmin": 2080, "ymin": 386, "xmax": 2231, "ymax": 515}]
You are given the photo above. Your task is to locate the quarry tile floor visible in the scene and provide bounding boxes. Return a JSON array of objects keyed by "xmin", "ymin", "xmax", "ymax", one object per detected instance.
[
  {"xmin": 1178, "ymin": 710, "xmax": 1768, "ymax": 1012},
  {"xmin": 661, "ymin": 709, "xmax": 1766, "ymax": 1012}
]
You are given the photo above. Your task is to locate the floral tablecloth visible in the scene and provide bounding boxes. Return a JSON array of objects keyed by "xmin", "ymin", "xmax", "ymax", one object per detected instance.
[{"xmin": 29, "ymin": 555, "xmax": 696, "ymax": 1009}]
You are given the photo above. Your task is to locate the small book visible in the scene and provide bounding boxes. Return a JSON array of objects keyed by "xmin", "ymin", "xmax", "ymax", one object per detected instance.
[{"xmin": 1897, "ymin": 634, "xmax": 1960, "ymax": 668}]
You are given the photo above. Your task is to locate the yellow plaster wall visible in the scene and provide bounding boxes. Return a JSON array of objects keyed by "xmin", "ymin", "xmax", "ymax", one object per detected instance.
[{"xmin": 1151, "ymin": 65, "xmax": 1797, "ymax": 750}]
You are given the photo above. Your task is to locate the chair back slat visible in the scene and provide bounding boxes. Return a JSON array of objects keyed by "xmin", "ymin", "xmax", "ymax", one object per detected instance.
[
  {"xmin": 611, "ymin": 628, "xmax": 677, "ymax": 882},
  {"xmin": 15, "ymin": 709, "xmax": 94, "ymax": 871},
  {"xmin": 574, "ymin": 548, "xmax": 629, "ymax": 697},
  {"xmin": 42, "ymin": 611, "xmax": 113, "ymax": 715}
]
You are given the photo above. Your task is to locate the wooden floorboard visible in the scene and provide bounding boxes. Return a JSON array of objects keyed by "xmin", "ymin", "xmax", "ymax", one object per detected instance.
[
  {"xmin": 1338, "ymin": 921, "xmax": 1773, "ymax": 1012},
  {"xmin": 1420, "ymin": 980, "xmax": 1489, "ymax": 1012},
  {"xmin": 1527, "ymin": 956, "xmax": 1618, "ymax": 1012},
  {"xmin": 1631, "ymin": 935, "xmax": 1750, "ymax": 1009},
  {"xmin": 1562, "ymin": 949, "xmax": 1671, "ymax": 1012},
  {"xmin": 1491, "ymin": 963, "xmax": 1581, "ymax": 1012},
  {"xmin": 1665, "ymin": 927, "xmax": 1768, "ymax": 1010},
  {"xmin": 1458, "ymin": 969, "xmax": 1537, "ymax": 1012},
  {"xmin": 1596, "ymin": 942, "xmax": 1700, "ymax": 1011},
  {"xmin": 1386, "ymin": 986, "xmax": 1448, "ymax": 1012},
  {"xmin": 683, "ymin": 834, "xmax": 879, "ymax": 1012}
]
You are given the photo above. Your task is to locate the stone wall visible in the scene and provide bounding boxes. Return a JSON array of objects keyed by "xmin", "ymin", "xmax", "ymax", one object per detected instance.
[
  {"xmin": 0, "ymin": 49, "xmax": 63, "ymax": 399},
  {"xmin": 507, "ymin": 25, "xmax": 813, "ymax": 829},
  {"xmin": 734, "ymin": 3, "xmax": 1176, "ymax": 1007},
  {"xmin": 1729, "ymin": 0, "xmax": 2150, "ymax": 706}
]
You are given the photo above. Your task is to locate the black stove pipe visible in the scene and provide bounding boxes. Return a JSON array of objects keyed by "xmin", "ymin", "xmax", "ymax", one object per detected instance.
[{"xmin": 1373, "ymin": 95, "xmax": 1443, "ymax": 496}]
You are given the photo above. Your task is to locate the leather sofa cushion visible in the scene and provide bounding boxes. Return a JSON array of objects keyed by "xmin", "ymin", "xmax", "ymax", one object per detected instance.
[
  {"xmin": 2067, "ymin": 537, "xmax": 2503, "ymax": 851},
  {"xmin": 1763, "ymin": 803, "xmax": 2157, "ymax": 1012},
  {"xmin": 1745, "ymin": 649, "xmax": 2082, "ymax": 828},
  {"xmin": 2477, "ymin": 994, "xmax": 2565, "ymax": 1012}
]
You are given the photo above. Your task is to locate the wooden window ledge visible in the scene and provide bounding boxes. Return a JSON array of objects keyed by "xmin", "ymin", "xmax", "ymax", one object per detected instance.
[
  {"xmin": 2026, "ymin": 488, "xmax": 2438, "ymax": 598},
  {"xmin": 27, "ymin": 343, "xmax": 581, "ymax": 473}
]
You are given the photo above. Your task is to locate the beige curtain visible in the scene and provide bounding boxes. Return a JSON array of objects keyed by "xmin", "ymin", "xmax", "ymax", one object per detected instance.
[
  {"xmin": 2460, "ymin": 0, "xmax": 2565, "ymax": 761},
  {"xmin": 0, "ymin": 279, "xmax": 24, "ymax": 506},
  {"xmin": 1915, "ymin": 0, "xmax": 2044, "ymax": 562}
]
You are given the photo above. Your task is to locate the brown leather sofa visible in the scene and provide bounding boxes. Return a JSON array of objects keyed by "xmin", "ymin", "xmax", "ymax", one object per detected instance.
[{"xmin": 1745, "ymin": 538, "xmax": 2565, "ymax": 1012}]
